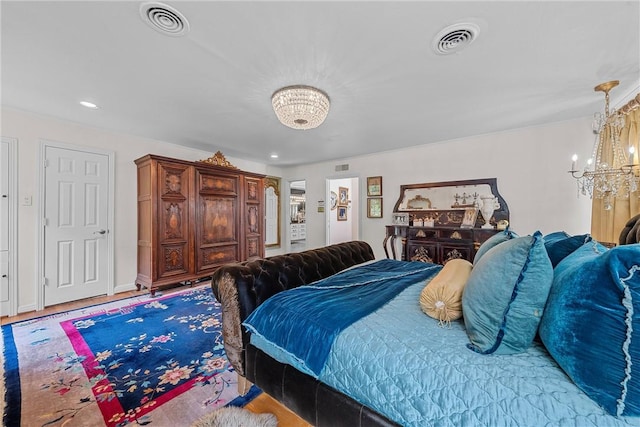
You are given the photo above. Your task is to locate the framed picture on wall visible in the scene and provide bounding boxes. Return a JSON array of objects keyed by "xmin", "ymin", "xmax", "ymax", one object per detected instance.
[
  {"xmin": 367, "ymin": 176, "xmax": 382, "ymax": 197},
  {"xmin": 367, "ymin": 198, "xmax": 382, "ymax": 218},
  {"xmin": 338, "ymin": 187, "xmax": 349, "ymax": 206},
  {"xmin": 337, "ymin": 206, "xmax": 347, "ymax": 221}
]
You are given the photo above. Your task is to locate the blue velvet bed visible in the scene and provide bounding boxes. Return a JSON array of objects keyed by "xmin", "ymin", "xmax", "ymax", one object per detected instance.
[
  {"xmin": 244, "ymin": 256, "xmax": 637, "ymax": 426},
  {"xmin": 212, "ymin": 238, "xmax": 640, "ymax": 426}
]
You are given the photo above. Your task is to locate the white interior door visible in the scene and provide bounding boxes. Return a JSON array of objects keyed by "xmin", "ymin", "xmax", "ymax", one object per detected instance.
[
  {"xmin": 326, "ymin": 177, "xmax": 359, "ymax": 246},
  {"xmin": 0, "ymin": 139, "xmax": 11, "ymax": 314},
  {"xmin": 43, "ymin": 145, "xmax": 110, "ymax": 306}
]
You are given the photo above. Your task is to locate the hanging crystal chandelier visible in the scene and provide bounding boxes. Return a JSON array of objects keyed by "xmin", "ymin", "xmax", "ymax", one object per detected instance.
[
  {"xmin": 271, "ymin": 85, "xmax": 330, "ymax": 130},
  {"xmin": 569, "ymin": 80, "xmax": 639, "ymax": 209}
]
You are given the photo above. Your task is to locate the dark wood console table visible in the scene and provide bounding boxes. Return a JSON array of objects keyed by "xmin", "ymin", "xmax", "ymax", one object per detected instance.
[
  {"xmin": 385, "ymin": 178, "xmax": 510, "ymax": 264},
  {"xmin": 385, "ymin": 225, "xmax": 500, "ymax": 263}
]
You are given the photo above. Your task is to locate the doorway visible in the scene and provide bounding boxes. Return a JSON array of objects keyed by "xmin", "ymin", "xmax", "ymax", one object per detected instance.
[
  {"xmin": 38, "ymin": 141, "xmax": 115, "ymax": 309},
  {"xmin": 289, "ymin": 180, "xmax": 306, "ymax": 252},
  {"xmin": 326, "ymin": 177, "xmax": 359, "ymax": 245}
]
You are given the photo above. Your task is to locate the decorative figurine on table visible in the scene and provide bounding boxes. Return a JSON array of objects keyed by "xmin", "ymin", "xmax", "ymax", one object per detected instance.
[{"xmin": 479, "ymin": 195, "xmax": 500, "ymax": 229}]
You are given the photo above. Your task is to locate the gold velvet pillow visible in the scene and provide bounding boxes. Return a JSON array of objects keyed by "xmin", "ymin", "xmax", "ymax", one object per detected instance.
[{"xmin": 420, "ymin": 259, "xmax": 473, "ymax": 326}]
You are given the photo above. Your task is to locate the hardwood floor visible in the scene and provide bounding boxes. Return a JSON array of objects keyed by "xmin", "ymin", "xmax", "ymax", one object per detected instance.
[
  {"xmin": 245, "ymin": 393, "xmax": 312, "ymax": 427},
  {"xmin": 1, "ymin": 285, "xmax": 313, "ymax": 426}
]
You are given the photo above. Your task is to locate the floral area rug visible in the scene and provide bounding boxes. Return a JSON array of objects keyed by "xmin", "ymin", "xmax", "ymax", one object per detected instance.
[{"xmin": 1, "ymin": 285, "xmax": 259, "ymax": 427}]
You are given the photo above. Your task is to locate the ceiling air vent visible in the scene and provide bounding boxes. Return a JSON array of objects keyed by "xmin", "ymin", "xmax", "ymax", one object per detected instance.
[
  {"xmin": 432, "ymin": 23, "xmax": 480, "ymax": 55},
  {"xmin": 140, "ymin": 2, "xmax": 190, "ymax": 37}
]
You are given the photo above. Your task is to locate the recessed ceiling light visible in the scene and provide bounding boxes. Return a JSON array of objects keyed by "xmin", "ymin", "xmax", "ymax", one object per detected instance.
[
  {"xmin": 80, "ymin": 101, "xmax": 99, "ymax": 109},
  {"xmin": 270, "ymin": 154, "xmax": 279, "ymax": 159}
]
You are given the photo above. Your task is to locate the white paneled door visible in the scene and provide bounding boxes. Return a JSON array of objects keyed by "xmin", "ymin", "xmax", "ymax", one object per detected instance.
[
  {"xmin": 44, "ymin": 145, "xmax": 110, "ymax": 306},
  {"xmin": 0, "ymin": 139, "xmax": 11, "ymax": 314}
]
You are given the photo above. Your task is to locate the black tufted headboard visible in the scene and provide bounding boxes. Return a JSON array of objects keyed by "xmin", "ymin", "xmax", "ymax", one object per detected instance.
[
  {"xmin": 619, "ymin": 213, "xmax": 640, "ymax": 245},
  {"xmin": 210, "ymin": 240, "xmax": 375, "ymax": 376}
]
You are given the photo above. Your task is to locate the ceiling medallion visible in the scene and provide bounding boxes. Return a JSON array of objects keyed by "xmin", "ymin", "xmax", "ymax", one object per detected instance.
[{"xmin": 271, "ymin": 85, "xmax": 330, "ymax": 130}]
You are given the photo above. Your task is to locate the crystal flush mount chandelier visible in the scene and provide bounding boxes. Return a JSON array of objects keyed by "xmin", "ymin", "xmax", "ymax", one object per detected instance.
[
  {"xmin": 569, "ymin": 80, "xmax": 639, "ymax": 209},
  {"xmin": 271, "ymin": 85, "xmax": 330, "ymax": 130}
]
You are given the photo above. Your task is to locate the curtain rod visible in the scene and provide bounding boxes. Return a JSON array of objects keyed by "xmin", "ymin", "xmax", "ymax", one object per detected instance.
[{"xmin": 617, "ymin": 93, "xmax": 640, "ymax": 115}]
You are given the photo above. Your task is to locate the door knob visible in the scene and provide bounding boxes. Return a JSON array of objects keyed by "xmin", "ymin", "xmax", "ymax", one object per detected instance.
[{"xmin": 94, "ymin": 229, "xmax": 107, "ymax": 235}]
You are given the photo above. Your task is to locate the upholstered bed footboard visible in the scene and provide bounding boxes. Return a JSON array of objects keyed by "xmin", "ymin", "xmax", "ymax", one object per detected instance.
[{"xmin": 210, "ymin": 240, "xmax": 375, "ymax": 376}]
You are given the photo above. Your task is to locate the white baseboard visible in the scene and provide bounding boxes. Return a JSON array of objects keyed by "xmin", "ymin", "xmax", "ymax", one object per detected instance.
[
  {"xmin": 114, "ymin": 282, "xmax": 138, "ymax": 294},
  {"xmin": 17, "ymin": 303, "xmax": 36, "ymax": 314},
  {"xmin": 13, "ymin": 284, "xmax": 136, "ymax": 317}
]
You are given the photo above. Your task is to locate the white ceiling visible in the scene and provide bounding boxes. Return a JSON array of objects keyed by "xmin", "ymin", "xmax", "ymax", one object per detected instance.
[{"xmin": 2, "ymin": 1, "xmax": 639, "ymax": 166}]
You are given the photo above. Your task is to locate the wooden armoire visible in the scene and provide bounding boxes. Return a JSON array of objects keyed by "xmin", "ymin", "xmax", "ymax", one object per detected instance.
[{"xmin": 135, "ymin": 152, "xmax": 264, "ymax": 295}]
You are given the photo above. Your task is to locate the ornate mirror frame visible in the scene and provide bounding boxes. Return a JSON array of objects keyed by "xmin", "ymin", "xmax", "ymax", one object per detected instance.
[
  {"xmin": 264, "ymin": 176, "xmax": 281, "ymax": 248},
  {"xmin": 392, "ymin": 177, "xmax": 509, "ymax": 228}
]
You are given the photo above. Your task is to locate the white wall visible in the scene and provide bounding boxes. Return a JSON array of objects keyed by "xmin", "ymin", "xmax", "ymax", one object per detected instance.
[
  {"xmin": 2, "ymin": 108, "xmax": 281, "ymax": 313},
  {"xmin": 279, "ymin": 117, "xmax": 595, "ymax": 259},
  {"xmin": 2, "ymin": 107, "xmax": 595, "ymax": 311}
]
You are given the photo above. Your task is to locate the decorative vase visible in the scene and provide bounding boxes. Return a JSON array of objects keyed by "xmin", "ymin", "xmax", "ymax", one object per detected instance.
[{"xmin": 480, "ymin": 195, "xmax": 499, "ymax": 229}]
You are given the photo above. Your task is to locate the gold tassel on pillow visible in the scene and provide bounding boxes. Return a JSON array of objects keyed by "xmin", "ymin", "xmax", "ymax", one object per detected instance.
[{"xmin": 420, "ymin": 259, "xmax": 473, "ymax": 327}]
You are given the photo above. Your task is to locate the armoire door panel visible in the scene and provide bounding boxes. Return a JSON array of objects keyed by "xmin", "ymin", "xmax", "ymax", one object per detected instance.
[
  {"xmin": 159, "ymin": 162, "xmax": 190, "ymax": 199},
  {"xmin": 246, "ymin": 205, "xmax": 260, "ymax": 235},
  {"xmin": 245, "ymin": 178, "xmax": 260, "ymax": 202},
  {"xmin": 198, "ymin": 173, "xmax": 238, "ymax": 195},
  {"xmin": 159, "ymin": 242, "xmax": 190, "ymax": 277},
  {"xmin": 246, "ymin": 237, "xmax": 260, "ymax": 259},
  {"xmin": 161, "ymin": 201, "xmax": 188, "ymax": 241},
  {"xmin": 197, "ymin": 244, "xmax": 238, "ymax": 271},
  {"xmin": 242, "ymin": 176, "xmax": 264, "ymax": 261},
  {"xmin": 200, "ymin": 197, "xmax": 237, "ymax": 244}
]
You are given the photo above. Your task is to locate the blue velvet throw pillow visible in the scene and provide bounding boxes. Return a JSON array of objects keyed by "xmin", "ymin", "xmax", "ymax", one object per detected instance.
[
  {"xmin": 473, "ymin": 228, "xmax": 518, "ymax": 266},
  {"xmin": 539, "ymin": 242, "xmax": 640, "ymax": 417},
  {"xmin": 543, "ymin": 230, "xmax": 570, "ymax": 245},
  {"xmin": 463, "ymin": 232, "xmax": 553, "ymax": 354},
  {"xmin": 543, "ymin": 231, "xmax": 593, "ymax": 267}
]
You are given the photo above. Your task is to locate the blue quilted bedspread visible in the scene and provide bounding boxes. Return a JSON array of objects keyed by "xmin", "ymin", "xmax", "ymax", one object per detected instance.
[
  {"xmin": 247, "ymin": 260, "xmax": 638, "ymax": 426},
  {"xmin": 243, "ymin": 259, "xmax": 441, "ymax": 376}
]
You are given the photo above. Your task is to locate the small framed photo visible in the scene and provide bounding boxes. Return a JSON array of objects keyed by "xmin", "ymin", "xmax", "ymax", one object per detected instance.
[
  {"xmin": 367, "ymin": 176, "xmax": 382, "ymax": 197},
  {"xmin": 338, "ymin": 187, "xmax": 349, "ymax": 206},
  {"xmin": 367, "ymin": 198, "xmax": 382, "ymax": 218},
  {"xmin": 392, "ymin": 212, "xmax": 410, "ymax": 225},
  {"xmin": 461, "ymin": 208, "xmax": 479, "ymax": 228},
  {"xmin": 337, "ymin": 206, "xmax": 348, "ymax": 221}
]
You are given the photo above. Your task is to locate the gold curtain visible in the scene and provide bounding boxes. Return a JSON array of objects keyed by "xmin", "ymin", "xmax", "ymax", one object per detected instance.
[{"xmin": 591, "ymin": 107, "xmax": 640, "ymax": 244}]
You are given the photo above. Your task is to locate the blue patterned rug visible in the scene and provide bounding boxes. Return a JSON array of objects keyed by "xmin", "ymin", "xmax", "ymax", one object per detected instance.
[{"xmin": 2, "ymin": 285, "xmax": 259, "ymax": 427}]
